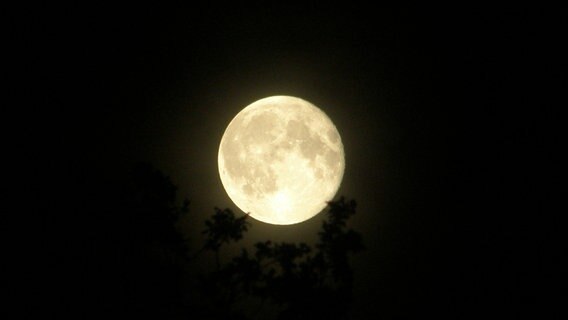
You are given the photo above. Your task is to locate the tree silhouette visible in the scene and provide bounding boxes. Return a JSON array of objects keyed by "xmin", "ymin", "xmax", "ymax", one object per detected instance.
[
  {"xmin": 85, "ymin": 164, "xmax": 363, "ymax": 319},
  {"xmin": 92, "ymin": 163, "xmax": 191, "ymax": 318},
  {"xmin": 197, "ymin": 196, "xmax": 364, "ymax": 319}
]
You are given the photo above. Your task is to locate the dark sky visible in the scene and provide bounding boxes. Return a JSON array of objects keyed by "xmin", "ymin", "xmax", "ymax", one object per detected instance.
[{"xmin": 23, "ymin": 3, "xmax": 560, "ymax": 319}]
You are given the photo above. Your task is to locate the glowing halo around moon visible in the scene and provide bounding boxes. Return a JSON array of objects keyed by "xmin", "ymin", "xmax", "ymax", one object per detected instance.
[{"xmin": 218, "ymin": 96, "xmax": 345, "ymax": 225}]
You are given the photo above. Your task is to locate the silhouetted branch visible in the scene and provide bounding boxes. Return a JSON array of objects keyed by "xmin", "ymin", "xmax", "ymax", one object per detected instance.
[
  {"xmin": 197, "ymin": 196, "xmax": 364, "ymax": 319},
  {"xmin": 99, "ymin": 164, "xmax": 363, "ymax": 319}
]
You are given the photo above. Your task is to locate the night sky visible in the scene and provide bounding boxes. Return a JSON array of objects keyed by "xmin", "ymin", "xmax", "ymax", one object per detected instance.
[{"xmin": 23, "ymin": 4, "xmax": 560, "ymax": 319}]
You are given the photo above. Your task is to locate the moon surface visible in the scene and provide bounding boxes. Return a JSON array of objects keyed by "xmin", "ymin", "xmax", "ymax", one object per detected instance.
[{"xmin": 218, "ymin": 96, "xmax": 345, "ymax": 225}]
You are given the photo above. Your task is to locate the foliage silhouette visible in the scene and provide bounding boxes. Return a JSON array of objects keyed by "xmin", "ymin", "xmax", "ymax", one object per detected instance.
[
  {"xmin": 91, "ymin": 163, "xmax": 190, "ymax": 318},
  {"xmin": 81, "ymin": 164, "xmax": 362, "ymax": 319},
  {"xmin": 198, "ymin": 197, "xmax": 364, "ymax": 319}
]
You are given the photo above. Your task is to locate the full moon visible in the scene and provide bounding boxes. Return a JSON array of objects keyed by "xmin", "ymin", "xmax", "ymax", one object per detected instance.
[{"xmin": 218, "ymin": 96, "xmax": 345, "ymax": 225}]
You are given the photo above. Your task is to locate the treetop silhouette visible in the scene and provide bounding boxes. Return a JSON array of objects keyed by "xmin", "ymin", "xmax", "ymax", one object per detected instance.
[{"xmin": 83, "ymin": 163, "xmax": 363, "ymax": 319}]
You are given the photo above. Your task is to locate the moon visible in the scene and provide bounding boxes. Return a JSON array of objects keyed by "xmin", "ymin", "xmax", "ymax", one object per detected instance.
[{"xmin": 218, "ymin": 96, "xmax": 345, "ymax": 225}]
